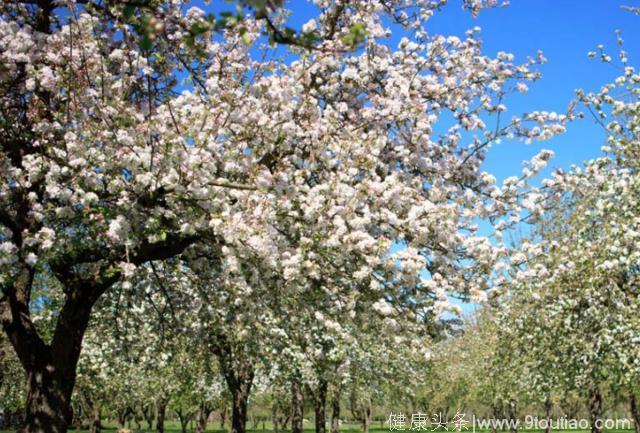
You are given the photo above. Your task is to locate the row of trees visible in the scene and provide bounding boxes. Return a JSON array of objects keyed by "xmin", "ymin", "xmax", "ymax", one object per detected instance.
[
  {"xmin": 423, "ymin": 35, "xmax": 640, "ymax": 433},
  {"xmin": 0, "ymin": 261, "xmax": 430, "ymax": 433}
]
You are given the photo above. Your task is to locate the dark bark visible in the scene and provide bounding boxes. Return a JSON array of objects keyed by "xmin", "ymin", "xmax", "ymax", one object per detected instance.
[
  {"xmin": 156, "ymin": 397, "xmax": 169, "ymax": 433},
  {"xmin": 491, "ymin": 404, "xmax": 503, "ymax": 433},
  {"xmin": 589, "ymin": 387, "xmax": 603, "ymax": 433},
  {"xmin": 291, "ymin": 378, "xmax": 304, "ymax": 433},
  {"xmin": 0, "ymin": 0, "xmax": 204, "ymax": 427},
  {"xmin": 543, "ymin": 397, "xmax": 552, "ymax": 433},
  {"xmin": 143, "ymin": 402, "xmax": 155, "ymax": 431},
  {"xmin": 507, "ymin": 399, "xmax": 517, "ymax": 433},
  {"xmin": 350, "ymin": 397, "xmax": 371, "ymax": 433},
  {"xmin": 331, "ymin": 391, "xmax": 340, "ymax": 433},
  {"xmin": 9, "ymin": 276, "xmax": 110, "ymax": 433},
  {"xmin": 117, "ymin": 406, "xmax": 133, "ymax": 428},
  {"xmin": 313, "ymin": 378, "xmax": 328, "ymax": 433},
  {"xmin": 211, "ymin": 335, "xmax": 254, "ymax": 433},
  {"xmin": 230, "ymin": 374, "xmax": 253, "ymax": 433},
  {"xmin": 630, "ymin": 393, "xmax": 640, "ymax": 433},
  {"xmin": 4, "ymin": 410, "xmax": 21, "ymax": 429}
]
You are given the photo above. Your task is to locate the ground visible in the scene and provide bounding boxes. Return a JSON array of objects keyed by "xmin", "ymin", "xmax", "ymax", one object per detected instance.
[{"xmin": 0, "ymin": 426, "xmax": 635, "ymax": 433}]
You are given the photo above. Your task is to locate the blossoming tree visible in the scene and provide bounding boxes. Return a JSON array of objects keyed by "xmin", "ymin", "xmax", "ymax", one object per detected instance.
[{"xmin": 498, "ymin": 50, "xmax": 640, "ymax": 433}]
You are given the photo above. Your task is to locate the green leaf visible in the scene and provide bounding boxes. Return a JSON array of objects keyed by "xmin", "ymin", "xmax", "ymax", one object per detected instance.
[
  {"xmin": 241, "ymin": 31, "xmax": 252, "ymax": 45},
  {"xmin": 123, "ymin": 4, "xmax": 136, "ymax": 22},
  {"xmin": 139, "ymin": 34, "xmax": 153, "ymax": 51}
]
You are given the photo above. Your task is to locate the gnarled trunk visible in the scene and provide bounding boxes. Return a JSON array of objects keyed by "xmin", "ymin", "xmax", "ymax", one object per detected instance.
[
  {"xmin": 117, "ymin": 406, "xmax": 132, "ymax": 428},
  {"xmin": 361, "ymin": 405, "xmax": 371, "ymax": 433},
  {"xmin": 491, "ymin": 404, "xmax": 503, "ymax": 433},
  {"xmin": 11, "ymin": 285, "xmax": 101, "ymax": 433},
  {"xmin": 21, "ymin": 366, "xmax": 74, "ymax": 433},
  {"xmin": 1, "ymin": 257, "xmax": 124, "ymax": 433}
]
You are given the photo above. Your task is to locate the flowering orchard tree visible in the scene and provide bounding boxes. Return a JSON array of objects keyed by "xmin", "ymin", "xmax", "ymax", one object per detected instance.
[
  {"xmin": 0, "ymin": 0, "xmax": 568, "ymax": 432},
  {"xmin": 501, "ymin": 50, "xmax": 640, "ymax": 433}
]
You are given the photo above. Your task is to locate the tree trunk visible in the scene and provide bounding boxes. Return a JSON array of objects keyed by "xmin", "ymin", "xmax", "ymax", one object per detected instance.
[
  {"xmin": 175, "ymin": 407, "xmax": 193, "ymax": 433},
  {"xmin": 5, "ymin": 411, "xmax": 13, "ymax": 429},
  {"xmin": 89, "ymin": 402, "xmax": 101, "ymax": 433},
  {"xmin": 543, "ymin": 396, "xmax": 552, "ymax": 433},
  {"xmin": 229, "ymin": 373, "xmax": 253, "ymax": 433},
  {"xmin": 361, "ymin": 405, "xmax": 371, "ymax": 433},
  {"xmin": 630, "ymin": 393, "xmax": 640, "ymax": 433},
  {"xmin": 1, "ymin": 262, "xmax": 120, "ymax": 433},
  {"xmin": 272, "ymin": 405, "xmax": 280, "ymax": 433},
  {"xmin": 117, "ymin": 406, "xmax": 131, "ymax": 428},
  {"xmin": 292, "ymin": 378, "xmax": 304, "ymax": 433},
  {"xmin": 507, "ymin": 399, "xmax": 517, "ymax": 433},
  {"xmin": 589, "ymin": 387, "xmax": 603, "ymax": 433},
  {"xmin": 20, "ymin": 361, "xmax": 77, "ymax": 433},
  {"xmin": 314, "ymin": 378, "xmax": 328, "ymax": 433},
  {"xmin": 195, "ymin": 402, "xmax": 213, "ymax": 433},
  {"xmin": 143, "ymin": 403, "xmax": 154, "ymax": 431},
  {"xmin": 179, "ymin": 413, "xmax": 189, "ymax": 433},
  {"xmin": 491, "ymin": 404, "xmax": 502, "ymax": 433},
  {"xmin": 12, "ymin": 293, "xmax": 97, "ymax": 433},
  {"xmin": 156, "ymin": 397, "xmax": 169, "ymax": 433},
  {"xmin": 221, "ymin": 406, "xmax": 227, "ymax": 429},
  {"xmin": 331, "ymin": 392, "xmax": 340, "ymax": 433}
]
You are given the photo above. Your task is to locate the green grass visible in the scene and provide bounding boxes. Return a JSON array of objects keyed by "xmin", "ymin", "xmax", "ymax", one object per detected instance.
[{"xmin": 1, "ymin": 426, "xmax": 636, "ymax": 433}]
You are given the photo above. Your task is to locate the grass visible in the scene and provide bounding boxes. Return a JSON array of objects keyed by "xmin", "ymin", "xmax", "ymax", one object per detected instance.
[{"xmin": 0, "ymin": 425, "xmax": 636, "ymax": 433}]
